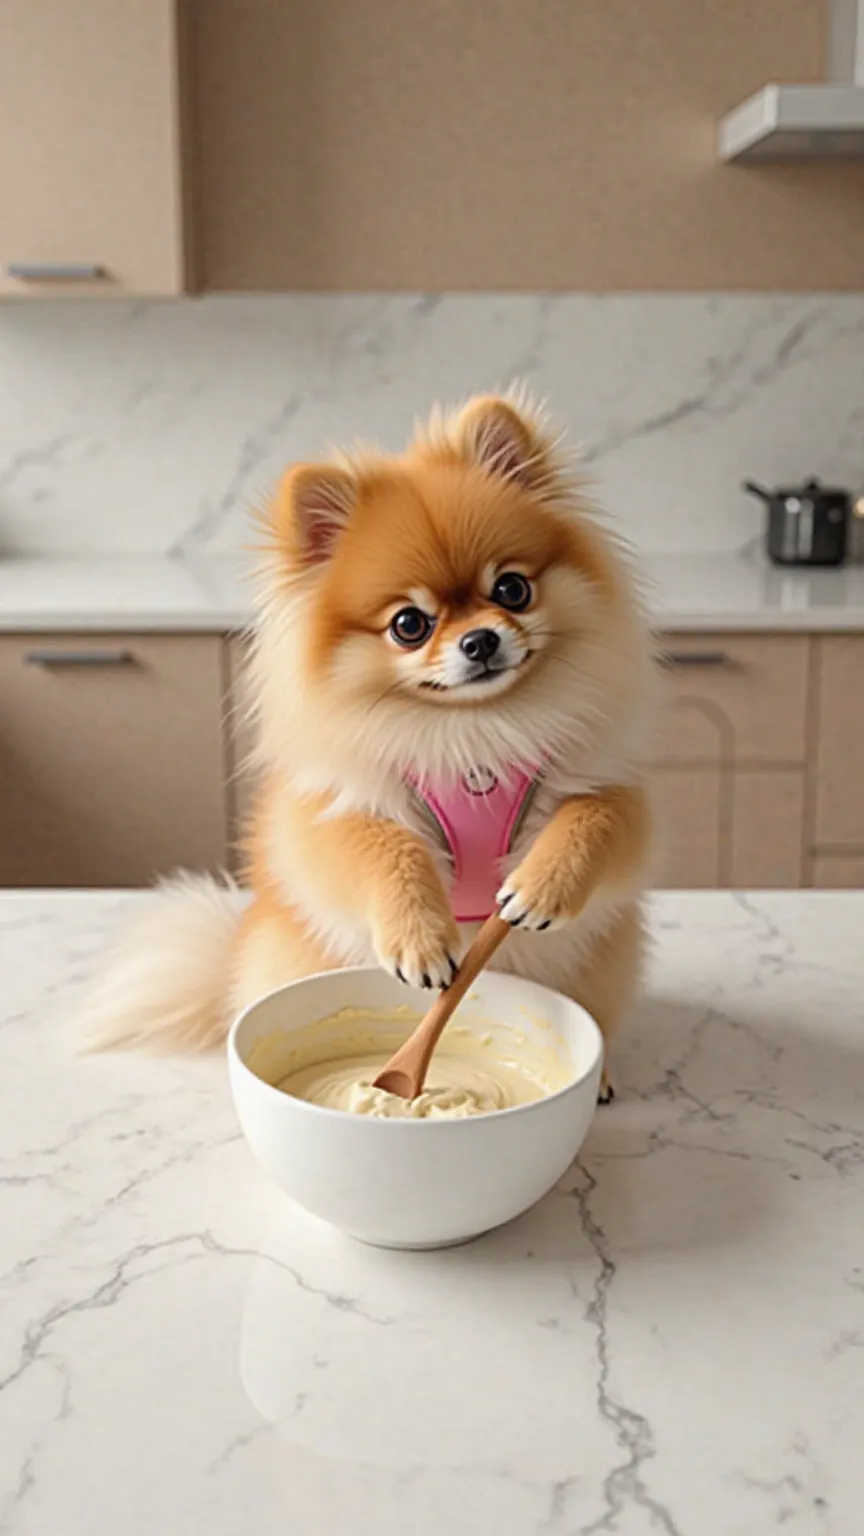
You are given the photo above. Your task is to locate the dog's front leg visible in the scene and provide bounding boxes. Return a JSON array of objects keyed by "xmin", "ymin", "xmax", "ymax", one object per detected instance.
[
  {"xmin": 497, "ymin": 786, "xmax": 650, "ymax": 1104},
  {"xmin": 273, "ymin": 794, "xmax": 461, "ymax": 990},
  {"xmin": 497, "ymin": 785, "xmax": 651, "ymax": 932}
]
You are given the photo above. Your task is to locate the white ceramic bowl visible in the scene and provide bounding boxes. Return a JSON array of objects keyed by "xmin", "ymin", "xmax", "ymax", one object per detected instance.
[{"xmin": 227, "ymin": 966, "xmax": 603, "ymax": 1250}]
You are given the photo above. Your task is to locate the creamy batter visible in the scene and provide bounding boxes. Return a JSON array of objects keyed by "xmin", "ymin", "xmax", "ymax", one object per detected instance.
[
  {"xmin": 280, "ymin": 1051, "xmax": 546, "ymax": 1118},
  {"xmin": 249, "ymin": 1005, "xmax": 572, "ymax": 1121}
]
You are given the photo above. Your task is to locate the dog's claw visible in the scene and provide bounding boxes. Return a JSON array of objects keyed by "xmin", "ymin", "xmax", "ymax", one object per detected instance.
[
  {"xmin": 395, "ymin": 965, "xmax": 406, "ymax": 985},
  {"xmin": 422, "ymin": 972, "xmax": 432, "ymax": 989},
  {"xmin": 498, "ymin": 892, "xmax": 526, "ymax": 927}
]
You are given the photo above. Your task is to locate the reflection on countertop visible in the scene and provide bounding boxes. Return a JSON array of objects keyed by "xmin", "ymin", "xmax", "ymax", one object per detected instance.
[
  {"xmin": 649, "ymin": 550, "xmax": 864, "ymax": 632},
  {"xmin": 1, "ymin": 890, "xmax": 863, "ymax": 1534},
  {"xmin": 0, "ymin": 553, "xmax": 252, "ymax": 633},
  {"xmin": 1, "ymin": 551, "xmax": 864, "ymax": 632}
]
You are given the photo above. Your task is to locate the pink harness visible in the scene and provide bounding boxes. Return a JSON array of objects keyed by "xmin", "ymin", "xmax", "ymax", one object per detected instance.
[{"xmin": 409, "ymin": 765, "xmax": 540, "ymax": 923}]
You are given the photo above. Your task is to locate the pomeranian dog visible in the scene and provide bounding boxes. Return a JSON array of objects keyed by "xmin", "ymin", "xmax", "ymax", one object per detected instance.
[{"xmin": 82, "ymin": 393, "xmax": 657, "ymax": 1099}]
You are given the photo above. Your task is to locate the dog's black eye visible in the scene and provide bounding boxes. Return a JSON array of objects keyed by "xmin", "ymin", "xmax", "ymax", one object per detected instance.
[
  {"xmin": 492, "ymin": 572, "xmax": 532, "ymax": 612},
  {"xmin": 390, "ymin": 607, "xmax": 432, "ymax": 647}
]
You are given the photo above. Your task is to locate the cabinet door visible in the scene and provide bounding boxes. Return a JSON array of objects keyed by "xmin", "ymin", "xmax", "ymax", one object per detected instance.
[
  {"xmin": 654, "ymin": 637, "xmax": 810, "ymax": 765},
  {"xmin": 651, "ymin": 766, "xmax": 806, "ymax": 890},
  {"xmin": 0, "ymin": 1, "xmax": 193, "ymax": 297},
  {"xmin": 650, "ymin": 768, "xmax": 723, "ymax": 889},
  {"xmin": 0, "ymin": 636, "xmax": 226, "ymax": 886},
  {"xmin": 813, "ymin": 638, "xmax": 864, "ymax": 848},
  {"xmin": 811, "ymin": 855, "xmax": 864, "ymax": 890},
  {"xmin": 225, "ymin": 636, "xmax": 259, "ymax": 864},
  {"xmin": 729, "ymin": 771, "xmax": 804, "ymax": 889}
]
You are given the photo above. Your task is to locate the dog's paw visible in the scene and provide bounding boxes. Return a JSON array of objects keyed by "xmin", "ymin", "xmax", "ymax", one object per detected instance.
[
  {"xmin": 374, "ymin": 905, "xmax": 462, "ymax": 991},
  {"xmin": 597, "ymin": 1071, "xmax": 615, "ymax": 1106},
  {"xmin": 496, "ymin": 858, "xmax": 586, "ymax": 934}
]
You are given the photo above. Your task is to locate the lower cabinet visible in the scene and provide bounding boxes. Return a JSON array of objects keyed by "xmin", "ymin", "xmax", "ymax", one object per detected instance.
[
  {"xmin": 812, "ymin": 637, "xmax": 864, "ymax": 848},
  {"xmin": 0, "ymin": 635, "xmax": 228, "ymax": 887},
  {"xmin": 810, "ymin": 854, "xmax": 864, "ymax": 890},
  {"xmin": 650, "ymin": 767, "xmax": 804, "ymax": 889},
  {"xmin": 728, "ymin": 770, "xmax": 804, "ymax": 889},
  {"xmin": 0, "ymin": 627, "xmax": 860, "ymax": 890},
  {"xmin": 650, "ymin": 767, "xmax": 723, "ymax": 888},
  {"xmin": 649, "ymin": 635, "xmax": 810, "ymax": 889}
]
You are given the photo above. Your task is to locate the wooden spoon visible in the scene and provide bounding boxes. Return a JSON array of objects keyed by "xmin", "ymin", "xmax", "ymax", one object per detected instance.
[{"xmin": 372, "ymin": 912, "xmax": 511, "ymax": 1100}]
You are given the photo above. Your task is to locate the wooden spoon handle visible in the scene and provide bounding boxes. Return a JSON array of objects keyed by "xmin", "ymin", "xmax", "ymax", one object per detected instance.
[
  {"xmin": 372, "ymin": 913, "xmax": 511, "ymax": 1097},
  {"xmin": 426, "ymin": 912, "xmax": 511, "ymax": 1028}
]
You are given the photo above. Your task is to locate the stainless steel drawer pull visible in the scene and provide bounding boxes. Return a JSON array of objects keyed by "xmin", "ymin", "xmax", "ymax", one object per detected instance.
[
  {"xmin": 661, "ymin": 650, "xmax": 732, "ymax": 668},
  {"xmin": 24, "ymin": 649, "xmax": 135, "ymax": 668},
  {"xmin": 6, "ymin": 262, "xmax": 107, "ymax": 282}
]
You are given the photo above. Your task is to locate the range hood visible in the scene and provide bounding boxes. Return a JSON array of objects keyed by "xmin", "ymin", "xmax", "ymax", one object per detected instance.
[{"xmin": 719, "ymin": 0, "xmax": 864, "ymax": 160}]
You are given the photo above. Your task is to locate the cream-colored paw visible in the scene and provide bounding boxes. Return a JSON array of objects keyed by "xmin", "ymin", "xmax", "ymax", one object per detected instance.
[
  {"xmin": 496, "ymin": 861, "xmax": 586, "ymax": 933},
  {"xmin": 374, "ymin": 906, "xmax": 462, "ymax": 991}
]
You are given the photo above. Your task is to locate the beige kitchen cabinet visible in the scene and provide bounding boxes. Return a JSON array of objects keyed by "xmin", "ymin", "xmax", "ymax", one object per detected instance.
[
  {"xmin": 650, "ymin": 636, "xmax": 809, "ymax": 889},
  {"xmin": 812, "ymin": 637, "xmax": 864, "ymax": 849},
  {"xmin": 810, "ymin": 855, "xmax": 864, "ymax": 890},
  {"xmin": 0, "ymin": 1, "xmax": 195, "ymax": 297},
  {"xmin": 0, "ymin": 635, "xmax": 227, "ymax": 886},
  {"xmin": 650, "ymin": 768, "xmax": 724, "ymax": 889},
  {"xmin": 192, "ymin": 0, "xmax": 864, "ymax": 292},
  {"xmin": 4, "ymin": 0, "xmax": 859, "ymax": 297},
  {"xmin": 650, "ymin": 764, "xmax": 805, "ymax": 890},
  {"xmin": 729, "ymin": 771, "xmax": 804, "ymax": 889},
  {"xmin": 0, "ymin": 624, "xmax": 857, "ymax": 891},
  {"xmin": 653, "ymin": 636, "xmax": 810, "ymax": 765}
]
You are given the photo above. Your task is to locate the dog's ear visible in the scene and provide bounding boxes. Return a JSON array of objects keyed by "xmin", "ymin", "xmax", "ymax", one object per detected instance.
[
  {"xmin": 274, "ymin": 464, "xmax": 356, "ymax": 567},
  {"xmin": 451, "ymin": 394, "xmax": 552, "ymax": 492}
]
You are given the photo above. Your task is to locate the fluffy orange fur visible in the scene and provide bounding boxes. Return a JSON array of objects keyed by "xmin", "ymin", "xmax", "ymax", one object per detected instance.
[{"xmin": 81, "ymin": 393, "xmax": 657, "ymax": 1098}]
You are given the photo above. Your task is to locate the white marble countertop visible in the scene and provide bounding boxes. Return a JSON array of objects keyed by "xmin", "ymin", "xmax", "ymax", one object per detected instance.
[
  {"xmin": 0, "ymin": 555, "xmax": 252, "ymax": 634},
  {"xmin": 2, "ymin": 890, "xmax": 863, "ymax": 1535},
  {"xmin": 1, "ymin": 552, "xmax": 864, "ymax": 633}
]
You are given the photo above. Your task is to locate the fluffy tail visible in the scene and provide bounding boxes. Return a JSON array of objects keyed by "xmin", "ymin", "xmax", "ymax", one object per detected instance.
[{"xmin": 77, "ymin": 872, "xmax": 243, "ymax": 1053}]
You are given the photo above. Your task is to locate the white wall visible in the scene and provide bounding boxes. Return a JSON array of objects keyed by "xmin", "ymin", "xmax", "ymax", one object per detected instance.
[{"xmin": 1, "ymin": 294, "xmax": 862, "ymax": 557}]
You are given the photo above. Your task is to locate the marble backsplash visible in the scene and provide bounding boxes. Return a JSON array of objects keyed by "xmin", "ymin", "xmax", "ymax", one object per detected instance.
[{"xmin": 1, "ymin": 294, "xmax": 863, "ymax": 558}]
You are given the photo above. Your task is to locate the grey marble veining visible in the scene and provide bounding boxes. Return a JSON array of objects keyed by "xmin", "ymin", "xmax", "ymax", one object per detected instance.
[
  {"xmin": 1, "ymin": 890, "xmax": 863, "ymax": 1534},
  {"xmin": 1, "ymin": 296, "xmax": 863, "ymax": 559}
]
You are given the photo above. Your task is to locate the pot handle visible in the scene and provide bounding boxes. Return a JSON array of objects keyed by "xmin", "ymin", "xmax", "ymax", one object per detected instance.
[{"xmin": 742, "ymin": 479, "xmax": 772, "ymax": 504}]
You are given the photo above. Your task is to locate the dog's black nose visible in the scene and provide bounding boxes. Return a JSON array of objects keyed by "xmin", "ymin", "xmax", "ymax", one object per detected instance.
[{"xmin": 460, "ymin": 628, "xmax": 501, "ymax": 664}]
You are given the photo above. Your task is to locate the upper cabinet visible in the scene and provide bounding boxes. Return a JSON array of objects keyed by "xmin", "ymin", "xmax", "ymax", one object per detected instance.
[
  {"xmin": 0, "ymin": 0, "xmax": 196, "ymax": 297},
  {"xmin": 193, "ymin": 0, "xmax": 864, "ymax": 291},
  {"xmin": 3, "ymin": 0, "xmax": 864, "ymax": 294}
]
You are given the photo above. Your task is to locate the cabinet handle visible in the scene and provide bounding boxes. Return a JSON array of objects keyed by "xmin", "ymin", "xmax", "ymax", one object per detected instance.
[
  {"xmin": 660, "ymin": 650, "xmax": 732, "ymax": 668},
  {"xmin": 24, "ymin": 649, "xmax": 135, "ymax": 668},
  {"xmin": 5, "ymin": 262, "xmax": 107, "ymax": 282}
]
